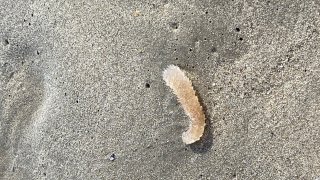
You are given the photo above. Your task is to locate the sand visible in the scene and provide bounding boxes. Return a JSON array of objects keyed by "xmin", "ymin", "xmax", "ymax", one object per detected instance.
[{"xmin": 1, "ymin": 0, "xmax": 320, "ymax": 179}]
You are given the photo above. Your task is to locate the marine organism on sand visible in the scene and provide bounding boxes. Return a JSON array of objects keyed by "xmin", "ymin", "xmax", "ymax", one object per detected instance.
[{"xmin": 162, "ymin": 65, "xmax": 206, "ymax": 144}]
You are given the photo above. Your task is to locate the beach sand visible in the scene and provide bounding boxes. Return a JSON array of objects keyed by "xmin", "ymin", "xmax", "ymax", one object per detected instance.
[{"xmin": 1, "ymin": 0, "xmax": 320, "ymax": 179}]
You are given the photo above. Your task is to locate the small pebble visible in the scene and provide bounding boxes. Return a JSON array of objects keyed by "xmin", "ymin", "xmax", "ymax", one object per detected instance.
[{"xmin": 109, "ymin": 153, "xmax": 116, "ymax": 161}]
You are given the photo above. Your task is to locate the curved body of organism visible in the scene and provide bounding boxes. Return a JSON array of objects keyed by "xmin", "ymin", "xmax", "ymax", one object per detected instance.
[{"xmin": 162, "ymin": 65, "xmax": 206, "ymax": 144}]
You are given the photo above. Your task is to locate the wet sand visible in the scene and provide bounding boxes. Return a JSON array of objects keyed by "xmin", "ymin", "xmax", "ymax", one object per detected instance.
[{"xmin": 1, "ymin": 0, "xmax": 320, "ymax": 179}]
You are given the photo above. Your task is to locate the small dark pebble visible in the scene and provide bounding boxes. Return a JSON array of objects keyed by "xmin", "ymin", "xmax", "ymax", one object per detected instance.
[{"xmin": 109, "ymin": 153, "xmax": 116, "ymax": 161}]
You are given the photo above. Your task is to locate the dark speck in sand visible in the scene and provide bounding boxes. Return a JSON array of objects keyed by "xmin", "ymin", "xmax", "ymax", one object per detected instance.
[{"xmin": 109, "ymin": 153, "xmax": 116, "ymax": 161}]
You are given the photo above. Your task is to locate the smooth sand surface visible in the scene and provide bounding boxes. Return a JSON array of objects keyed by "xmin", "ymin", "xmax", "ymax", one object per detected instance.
[{"xmin": 1, "ymin": 0, "xmax": 320, "ymax": 179}]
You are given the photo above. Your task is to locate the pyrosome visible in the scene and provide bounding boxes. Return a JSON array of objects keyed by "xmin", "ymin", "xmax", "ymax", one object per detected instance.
[{"xmin": 162, "ymin": 65, "xmax": 206, "ymax": 144}]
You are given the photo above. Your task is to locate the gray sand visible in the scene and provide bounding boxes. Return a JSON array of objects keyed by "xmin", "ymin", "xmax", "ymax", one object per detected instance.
[{"xmin": 1, "ymin": 0, "xmax": 320, "ymax": 179}]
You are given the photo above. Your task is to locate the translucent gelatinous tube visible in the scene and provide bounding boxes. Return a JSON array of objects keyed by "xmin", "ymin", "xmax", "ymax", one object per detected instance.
[{"xmin": 163, "ymin": 65, "xmax": 206, "ymax": 144}]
